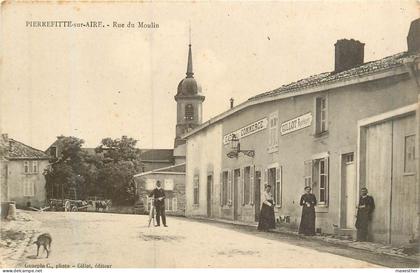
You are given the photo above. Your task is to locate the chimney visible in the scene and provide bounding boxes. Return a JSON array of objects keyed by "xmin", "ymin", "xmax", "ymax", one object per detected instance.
[
  {"xmin": 334, "ymin": 39, "xmax": 365, "ymax": 73},
  {"xmin": 230, "ymin": 98, "xmax": 234, "ymax": 109},
  {"xmin": 407, "ymin": 18, "xmax": 420, "ymax": 53}
]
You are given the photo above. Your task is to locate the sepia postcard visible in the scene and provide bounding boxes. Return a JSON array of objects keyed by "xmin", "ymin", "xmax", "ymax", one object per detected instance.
[{"xmin": 0, "ymin": 1, "xmax": 419, "ymax": 272}]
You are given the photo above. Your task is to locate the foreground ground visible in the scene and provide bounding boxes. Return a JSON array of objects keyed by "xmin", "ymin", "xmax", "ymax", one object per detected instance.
[{"xmin": 3, "ymin": 211, "xmax": 417, "ymax": 268}]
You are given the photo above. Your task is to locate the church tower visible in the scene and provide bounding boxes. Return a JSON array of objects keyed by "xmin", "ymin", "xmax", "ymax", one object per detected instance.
[{"xmin": 174, "ymin": 42, "xmax": 205, "ymax": 148}]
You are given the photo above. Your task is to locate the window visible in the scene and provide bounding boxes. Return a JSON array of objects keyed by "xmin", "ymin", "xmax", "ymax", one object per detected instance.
[
  {"xmin": 313, "ymin": 157, "xmax": 329, "ymax": 205},
  {"xmin": 193, "ymin": 175, "xmax": 199, "ymax": 205},
  {"xmin": 243, "ymin": 167, "xmax": 251, "ymax": 205},
  {"xmin": 24, "ymin": 161, "xmax": 30, "ymax": 174},
  {"xmin": 145, "ymin": 179, "xmax": 156, "ymax": 190},
  {"xmin": 32, "ymin": 161, "xmax": 38, "ymax": 173},
  {"xmin": 164, "ymin": 179, "xmax": 174, "ymax": 191},
  {"xmin": 185, "ymin": 104, "xmax": 194, "ymax": 120},
  {"xmin": 166, "ymin": 197, "xmax": 178, "ymax": 211},
  {"xmin": 275, "ymin": 167, "xmax": 282, "ymax": 207},
  {"xmin": 266, "ymin": 166, "xmax": 281, "ymax": 206},
  {"xmin": 221, "ymin": 171, "xmax": 229, "ymax": 206},
  {"xmin": 315, "ymin": 96, "xmax": 328, "ymax": 135},
  {"xmin": 268, "ymin": 112, "xmax": 279, "ymax": 151},
  {"xmin": 404, "ymin": 135, "xmax": 416, "ymax": 173},
  {"xmin": 23, "ymin": 180, "xmax": 34, "ymax": 197}
]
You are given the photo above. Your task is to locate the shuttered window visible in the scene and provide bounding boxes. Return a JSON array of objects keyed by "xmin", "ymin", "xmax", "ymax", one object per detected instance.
[
  {"xmin": 32, "ymin": 161, "xmax": 38, "ymax": 173},
  {"xmin": 304, "ymin": 160, "xmax": 313, "ymax": 187},
  {"xmin": 313, "ymin": 157, "xmax": 329, "ymax": 205},
  {"xmin": 275, "ymin": 167, "xmax": 282, "ymax": 207},
  {"xmin": 193, "ymin": 175, "xmax": 199, "ymax": 205},
  {"xmin": 23, "ymin": 180, "xmax": 35, "ymax": 197},
  {"xmin": 24, "ymin": 161, "xmax": 30, "ymax": 174},
  {"xmin": 315, "ymin": 96, "xmax": 328, "ymax": 135},
  {"xmin": 268, "ymin": 112, "xmax": 279, "ymax": 151}
]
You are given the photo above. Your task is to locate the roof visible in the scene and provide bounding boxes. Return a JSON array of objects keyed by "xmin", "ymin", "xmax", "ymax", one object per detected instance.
[
  {"xmin": 7, "ymin": 139, "xmax": 50, "ymax": 160},
  {"xmin": 249, "ymin": 52, "xmax": 410, "ymax": 101},
  {"xmin": 133, "ymin": 163, "xmax": 186, "ymax": 177},
  {"xmin": 139, "ymin": 149, "xmax": 174, "ymax": 162},
  {"xmin": 183, "ymin": 51, "xmax": 419, "ymax": 139}
]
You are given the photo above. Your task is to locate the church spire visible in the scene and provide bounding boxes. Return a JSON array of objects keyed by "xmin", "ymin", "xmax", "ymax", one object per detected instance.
[
  {"xmin": 186, "ymin": 44, "xmax": 194, "ymax": 78},
  {"xmin": 186, "ymin": 24, "xmax": 194, "ymax": 78}
]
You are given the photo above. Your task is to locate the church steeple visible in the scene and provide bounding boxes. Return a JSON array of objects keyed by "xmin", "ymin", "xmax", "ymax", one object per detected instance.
[
  {"xmin": 174, "ymin": 31, "xmax": 205, "ymax": 148},
  {"xmin": 186, "ymin": 44, "xmax": 194, "ymax": 78}
]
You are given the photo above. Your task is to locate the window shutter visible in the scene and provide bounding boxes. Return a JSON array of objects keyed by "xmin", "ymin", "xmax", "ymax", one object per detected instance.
[
  {"xmin": 325, "ymin": 157, "xmax": 329, "ymax": 205},
  {"xmin": 220, "ymin": 172, "xmax": 223, "ymax": 206},
  {"xmin": 276, "ymin": 167, "xmax": 282, "ymax": 207},
  {"xmin": 228, "ymin": 170, "xmax": 233, "ymax": 204},
  {"xmin": 250, "ymin": 165, "xmax": 255, "ymax": 205},
  {"xmin": 241, "ymin": 168, "xmax": 245, "ymax": 206}
]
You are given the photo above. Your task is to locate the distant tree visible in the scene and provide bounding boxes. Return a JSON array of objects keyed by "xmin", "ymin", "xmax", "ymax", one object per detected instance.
[
  {"xmin": 44, "ymin": 136, "xmax": 86, "ymax": 200},
  {"xmin": 95, "ymin": 136, "xmax": 141, "ymax": 204},
  {"xmin": 95, "ymin": 136, "xmax": 141, "ymax": 164},
  {"xmin": 44, "ymin": 135, "xmax": 140, "ymax": 204}
]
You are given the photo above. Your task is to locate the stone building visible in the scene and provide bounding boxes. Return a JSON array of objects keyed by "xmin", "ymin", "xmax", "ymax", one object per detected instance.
[
  {"xmin": 183, "ymin": 19, "xmax": 420, "ymax": 246},
  {"xmin": 0, "ymin": 134, "xmax": 50, "ymax": 208}
]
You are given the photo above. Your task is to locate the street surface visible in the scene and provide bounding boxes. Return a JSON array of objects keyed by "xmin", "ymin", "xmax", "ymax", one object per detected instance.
[{"xmin": 12, "ymin": 211, "xmax": 387, "ymax": 268}]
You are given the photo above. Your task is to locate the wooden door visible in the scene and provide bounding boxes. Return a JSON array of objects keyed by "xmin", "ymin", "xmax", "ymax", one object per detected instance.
[
  {"xmin": 365, "ymin": 121, "xmax": 393, "ymax": 244},
  {"xmin": 341, "ymin": 153, "xmax": 356, "ymax": 228},
  {"xmin": 364, "ymin": 114, "xmax": 416, "ymax": 245},
  {"xmin": 233, "ymin": 169, "xmax": 240, "ymax": 220},
  {"xmin": 390, "ymin": 115, "xmax": 416, "ymax": 244}
]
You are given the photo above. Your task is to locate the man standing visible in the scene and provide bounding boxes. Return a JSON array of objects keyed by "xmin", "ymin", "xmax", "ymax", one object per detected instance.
[
  {"xmin": 355, "ymin": 187, "xmax": 375, "ymax": 241},
  {"xmin": 149, "ymin": 180, "xmax": 168, "ymax": 227}
]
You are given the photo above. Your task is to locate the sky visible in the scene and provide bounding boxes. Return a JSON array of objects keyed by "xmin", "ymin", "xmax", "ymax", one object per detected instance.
[{"xmin": 0, "ymin": 1, "xmax": 419, "ymax": 150}]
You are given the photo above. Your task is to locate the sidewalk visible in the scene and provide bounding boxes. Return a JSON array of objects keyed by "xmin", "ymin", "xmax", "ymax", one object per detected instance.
[{"xmin": 192, "ymin": 216, "xmax": 420, "ymax": 263}]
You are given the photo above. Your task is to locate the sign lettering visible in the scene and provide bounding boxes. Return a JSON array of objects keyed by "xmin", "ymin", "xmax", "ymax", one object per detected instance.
[
  {"xmin": 223, "ymin": 118, "xmax": 268, "ymax": 145},
  {"xmin": 280, "ymin": 113, "xmax": 312, "ymax": 135}
]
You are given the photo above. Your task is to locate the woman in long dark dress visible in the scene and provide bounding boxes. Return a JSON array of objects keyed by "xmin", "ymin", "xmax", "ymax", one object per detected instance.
[
  {"xmin": 298, "ymin": 186, "xmax": 317, "ymax": 236},
  {"xmin": 257, "ymin": 184, "xmax": 276, "ymax": 231}
]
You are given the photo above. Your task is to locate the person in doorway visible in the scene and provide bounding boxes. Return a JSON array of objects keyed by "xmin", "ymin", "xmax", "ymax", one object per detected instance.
[
  {"xmin": 257, "ymin": 184, "xmax": 276, "ymax": 231},
  {"xmin": 298, "ymin": 186, "xmax": 317, "ymax": 236},
  {"xmin": 355, "ymin": 187, "xmax": 375, "ymax": 241},
  {"xmin": 149, "ymin": 180, "xmax": 167, "ymax": 227}
]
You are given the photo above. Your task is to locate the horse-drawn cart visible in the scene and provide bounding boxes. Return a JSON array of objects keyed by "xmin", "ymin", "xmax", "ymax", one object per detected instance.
[{"xmin": 49, "ymin": 199, "xmax": 89, "ymax": 212}]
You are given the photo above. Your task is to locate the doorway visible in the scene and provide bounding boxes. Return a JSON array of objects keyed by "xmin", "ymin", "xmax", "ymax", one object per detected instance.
[
  {"xmin": 254, "ymin": 170, "xmax": 261, "ymax": 222},
  {"xmin": 207, "ymin": 175, "xmax": 213, "ymax": 217},
  {"xmin": 362, "ymin": 113, "xmax": 416, "ymax": 245},
  {"xmin": 340, "ymin": 153, "xmax": 356, "ymax": 228},
  {"xmin": 233, "ymin": 169, "xmax": 240, "ymax": 220}
]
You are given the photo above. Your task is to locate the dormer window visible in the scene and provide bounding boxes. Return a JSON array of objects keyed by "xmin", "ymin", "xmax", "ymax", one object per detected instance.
[{"xmin": 185, "ymin": 104, "xmax": 194, "ymax": 120}]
